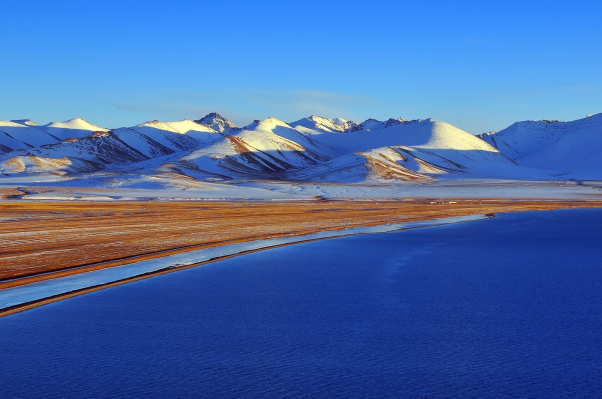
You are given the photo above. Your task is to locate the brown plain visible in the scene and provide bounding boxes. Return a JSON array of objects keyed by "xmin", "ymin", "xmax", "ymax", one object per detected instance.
[{"xmin": 1, "ymin": 199, "xmax": 602, "ymax": 291}]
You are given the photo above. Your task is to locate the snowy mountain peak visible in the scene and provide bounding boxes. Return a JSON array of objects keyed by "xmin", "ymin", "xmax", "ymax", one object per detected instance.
[
  {"xmin": 477, "ymin": 131, "xmax": 497, "ymax": 139},
  {"xmin": 330, "ymin": 117, "xmax": 348, "ymax": 126},
  {"xmin": 194, "ymin": 112, "xmax": 238, "ymax": 133},
  {"xmin": 198, "ymin": 112, "xmax": 225, "ymax": 121},
  {"xmin": 243, "ymin": 117, "xmax": 292, "ymax": 131},
  {"xmin": 137, "ymin": 120, "xmax": 175, "ymax": 131},
  {"xmin": 307, "ymin": 115, "xmax": 337, "ymax": 123},
  {"xmin": 359, "ymin": 118, "xmax": 388, "ymax": 131},
  {"xmin": 384, "ymin": 118, "xmax": 406, "ymax": 129},
  {"xmin": 3, "ymin": 111, "xmax": 602, "ymax": 183},
  {"xmin": 289, "ymin": 115, "xmax": 360, "ymax": 134},
  {"xmin": 138, "ymin": 120, "xmax": 163, "ymax": 126},
  {"xmin": 476, "ymin": 113, "xmax": 602, "ymax": 179},
  {"xmin": 368, "ymin": 118, "xmax": 419, "ymax": 130},
  {"xmin": 35, "ymin": 118, "xmax": 109, "ymax": 141},
  {"xmin": 44, "ymin": 118, "xmax": 108, "ymax": 131}
]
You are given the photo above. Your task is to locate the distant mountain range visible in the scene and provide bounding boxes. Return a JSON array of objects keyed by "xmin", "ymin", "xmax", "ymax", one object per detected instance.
[{"xmin": 1, "ymin": 112, "xmax": 601, "ymax": 183}]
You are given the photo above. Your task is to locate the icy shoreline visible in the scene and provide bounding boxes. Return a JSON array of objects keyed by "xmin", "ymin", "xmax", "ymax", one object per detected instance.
[{"xmin": 0, "ymin": 214, "xmax": 490, "ymax": 312}]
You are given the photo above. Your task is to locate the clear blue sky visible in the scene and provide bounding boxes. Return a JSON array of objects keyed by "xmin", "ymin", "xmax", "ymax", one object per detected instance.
[{"xmin": 2, "ymin": 0, "xmax": 601, "ymax": 134}]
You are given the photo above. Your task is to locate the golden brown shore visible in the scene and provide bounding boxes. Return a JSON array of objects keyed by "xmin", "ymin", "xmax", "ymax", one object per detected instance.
[{"xmin": 1, "ymin": 199, "xmax": 602, "ymax": 293}]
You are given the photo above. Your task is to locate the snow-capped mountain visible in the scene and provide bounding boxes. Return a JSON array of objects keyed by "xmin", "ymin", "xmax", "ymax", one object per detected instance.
[
  {"xmin": 288, "ymin": 116, "xmax": 523, "ymax": 181},
  {"xmin": 287, "ymin": 146, "xmax": 438, "ymax": 183},
  {"xmin": 179, "ymin": 117, "xmax": 340, "ymax": 179},
  {"xmin": 478, "ymin": 113, "xmax": 602, "ymax": 178},
  {"xmin": 40, "ymin": 118, "xmax": 108, "ymax": 140},
  {"xmin": 0, "ymin": 120, "xmax": 60, "ymax": 150},
  {"xmin": 0, "ymin": 131, "xmax": 150, "ymax": 175},
  {"xmin": 11, "ymin": 119, "xmax": 37, "ymax": 126},
  {"xmin": 0, "ymin": 111, "xmax": 601, "ymax": 183},
  {"xmin": 113, "ymin": 121, "xmax": 202, "ymax": 153},
  {"xmin": 289, "ymin": 115, "xmax": 360, "ymax": 134},
  {"xmin": 194, "ymin": 112, "xmax": 239, "ymax": 133}
]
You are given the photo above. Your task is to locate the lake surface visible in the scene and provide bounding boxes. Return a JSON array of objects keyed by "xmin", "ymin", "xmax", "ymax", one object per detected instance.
[{"xmin": 1, "ymin": 209, "xmax": 602, "ymax": 398}]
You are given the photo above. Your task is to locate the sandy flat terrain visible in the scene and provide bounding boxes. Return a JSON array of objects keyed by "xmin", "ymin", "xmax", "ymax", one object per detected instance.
[{"xmin": 1, "ymin": 199, "xmax": 601, "ymax": 291}]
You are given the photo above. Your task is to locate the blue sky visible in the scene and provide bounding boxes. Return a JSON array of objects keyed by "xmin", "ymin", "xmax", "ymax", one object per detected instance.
[{"xmin": 2, "ymin": 0, "xmax": 601, "ymax": 133}]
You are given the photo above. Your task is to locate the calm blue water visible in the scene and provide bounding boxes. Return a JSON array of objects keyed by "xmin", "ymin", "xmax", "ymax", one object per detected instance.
[{"xmin": 1, "ymin": 209, "xmax": 602, "ymax": 398}]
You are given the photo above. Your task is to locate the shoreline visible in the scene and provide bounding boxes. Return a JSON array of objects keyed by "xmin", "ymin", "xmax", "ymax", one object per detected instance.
[
  {"xmin": 0, "ymin": 214, "xmax": 489, "ymax": 318},
  {"xmin": 2, "ymin": 199, "xmax": 602, "ymax": 317},
  {"xmin": 2, "ymin": 198, "xmax": 579, "ymax": 289}
]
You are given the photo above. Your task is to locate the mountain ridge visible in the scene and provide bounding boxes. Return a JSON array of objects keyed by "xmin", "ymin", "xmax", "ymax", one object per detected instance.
[{"xmin": 1, "ymin": 112, "xmax": 600, "ymax": 184}]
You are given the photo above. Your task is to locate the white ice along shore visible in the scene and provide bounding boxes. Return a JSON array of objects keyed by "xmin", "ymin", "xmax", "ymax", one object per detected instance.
[
  {"xmin": 1, "ymin": 113, "xmax": 602, "ymax": 200},
  {"xmin": 0, "ymin": 214, "xmax": 489, "ymax": 311}
]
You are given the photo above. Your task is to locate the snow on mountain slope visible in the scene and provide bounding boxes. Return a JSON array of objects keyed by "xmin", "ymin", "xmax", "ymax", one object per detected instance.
[
  {"xmin": 289, "ymin": 115, "xmax": 360, "ymax": 133},
  {"xmin": 179, "ymin": 117, "xmax": 339, "ymax": 179},
  {"xmin": 158, "ymin": 119, "xmax": 224, "ymax": 144},
  {"xmin": 106, "ymin": 120, "xmax": 204, "ymax": 161},
  {"xmin": 287, "ymin": 146, "xmax": 437, "ymax": 183},
  {"xmin": 286, "ymin": 141, "xmax": 523, "ymax": 184},
  {"xmin": 0, "ymin": 132, "xmax": 150, "ymax": 175},
  {"xmin": 0, "ymin": 115, "xmax": 228, "ymax": 175},
  {"xmin": 288, "ymin": 115, "xmax": 363, "ymax": 154},
  {"xmin": 11, "ymin": 119, "xmax": 38, "ymax": 126},
  {"xmin": 0, "ymin": 121, "xmax": 60, "ymax": 150},
  {"xmin": 477, "ymin": 113, "xmax": 602, "ymax": 178},
  {"xmin": 477, "ymin": 120, "xmax": 568, "ymax": 160},
  {"xmin": 0, "ymin": 129, "xmax": 34, "ymax": 153},
  {"xmin": 194, "ymin": 112, "xmax": 239, "ymax": 133},
  {"xmin": 244, "ymin": 117, "xmax": 341, "ymax": 158},
  {"xmin": 291, "ymin": 116, "xmax": 490, "ymax": 155},
  {"xmin": 125, "ymin": 121, "xmax": 202, "ymax": 152},
  {"xmin": 110, "ymin": 128, "xmax": 181, "ymax": 159},
  {"xmin": 289, "ymin": 116, "xmax": 441, "ymax": 150},
  {"xmin": 337, "ymin": 119, "xmax": 496, "ymax": 153},
  {"xmin": 3, "ymin": 111, "xmax": 599, "ymax": 184},
  {"xmin": 40, "ymin": 118, "xmax": 108, "ymax": 140},
  {"xmin": 297, "ymin": 117, "xmax": 522, "ymax": 178},
  {"xmin": 359, "ymin": 118, "xmax": 385, "ymax": 130}
]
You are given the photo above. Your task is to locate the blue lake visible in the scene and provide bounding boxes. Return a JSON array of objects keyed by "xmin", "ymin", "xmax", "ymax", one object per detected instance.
[{"xmin": 1, "ymin": 209, "xmax": 602, "ymax": 398}]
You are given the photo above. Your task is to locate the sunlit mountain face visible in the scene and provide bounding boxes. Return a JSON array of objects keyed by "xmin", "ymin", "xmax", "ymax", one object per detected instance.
[{"xmin": 1, "ymin": 112, "xmax": 600, "ymax": 182}]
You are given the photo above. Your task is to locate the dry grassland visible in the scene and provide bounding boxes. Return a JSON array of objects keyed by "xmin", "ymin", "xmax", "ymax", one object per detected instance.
[{"xmin": 1, "ymin": 199, "xmax": 601, "ymax": 290}]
